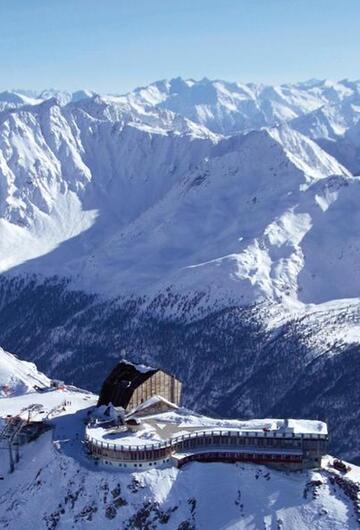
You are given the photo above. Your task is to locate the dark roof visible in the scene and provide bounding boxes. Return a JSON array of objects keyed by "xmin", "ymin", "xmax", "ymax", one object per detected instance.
[
  {"xmin": 97, "ymin": 361, "xmax": 158, "ymax": 408},
  {"xmin": 126, "ymin": 418, "xmax": 141, "ymax": 426}
]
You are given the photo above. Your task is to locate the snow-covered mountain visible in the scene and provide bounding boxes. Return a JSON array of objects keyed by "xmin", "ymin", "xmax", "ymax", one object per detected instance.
[
  {"xmin": 0, "ymin": 93, "xmax": 354, "ymax": 304},
  {"xmin": 0, "ymin": 346, "xmax": 50, "ymax": 397},
  {"xmin": 0, "ymin": 88, "xmax": 96, "ymax": 110},
  {"xmin": 121, "ymin": 77, "xmax": 360, "ymax": 173},
  {"xmin": 0, "ymin": 349, "xmax": 359, "ymax": 530},
  {"xmin": 120, "ymin": 77, "xmax": 360, "ymax": 133},
  {"xmin": 3, "ymin": 443, "xmax": 360, "ymax": 529},
  {"xmin": 0, "ymin": 78, "xmax": 360, "ymax": 463}
]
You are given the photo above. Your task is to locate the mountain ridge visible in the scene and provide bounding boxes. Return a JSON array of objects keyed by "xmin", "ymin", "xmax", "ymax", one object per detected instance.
[{"xmin": 0, "ymin": 77, "xmax": 360, "ymax": 462}]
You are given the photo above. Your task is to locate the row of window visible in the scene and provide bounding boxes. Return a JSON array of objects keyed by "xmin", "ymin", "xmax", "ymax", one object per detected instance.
[
  {"xmin": 179, "ymin": 436, "xmax": 306, "ymax": 449},
  {"xmin": 91, "ymin": 444, "xmax": 173, "ymax": 461},
  {"xmin": 181, "ymin": 453, "xmax": 302, "ymax": 464},
  {"xmin": 88, "ymin": 435, "xmax": 326, "ymax": 462},
  {"xmin": 102, "ymin": 458, "xmax": 171, "ymax": 467}
]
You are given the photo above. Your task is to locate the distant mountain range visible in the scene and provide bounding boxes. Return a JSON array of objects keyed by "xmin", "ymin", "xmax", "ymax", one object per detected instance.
[{"xmin": 0, "ymin": 78, "xmax": 360, "ymax": 461}]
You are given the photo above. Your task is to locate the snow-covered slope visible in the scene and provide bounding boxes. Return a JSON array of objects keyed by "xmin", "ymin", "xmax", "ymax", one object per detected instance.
[
  {"xmin": 0, "ymin": 90, "xmax": 41, "ymax": 111},
  {"xmin": 120, "ymin": 77, "xmax": 360, "ymax": 135},
  {"xmin": 0, "ymin": 364, "xmax": 359, "ymax": 530},
  {"xmin": 0, "ymin": 347, "xmax": 50, "ymax": 397},
  {"xmin": 1, "ymin": 78, "xmax": 360, "ymax": 466},
  {"xmin": 289, "ymin": 97, "xmax": 360, "ymax": 174},
  {"xmin": 0, "ymin": 93, "xmax": 354, "ymax": 307},
  {"xmin": 121, "ymin": 76, "xmax": 360, "ymax": 173},
  {"xmin": 2, "ymin": 446, "xmax": 359, "ymax": 529}
]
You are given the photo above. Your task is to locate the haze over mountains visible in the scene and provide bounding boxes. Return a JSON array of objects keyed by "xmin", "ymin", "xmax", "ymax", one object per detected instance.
[{"xmin": 1, "ymin": 77, "xmax": 360, "ymax": 461}]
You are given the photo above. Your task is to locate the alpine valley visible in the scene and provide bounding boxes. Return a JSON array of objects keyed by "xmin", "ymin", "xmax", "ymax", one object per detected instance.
[{"xmin": 1, "ymin": 77, "xmax": 360, "ymax": 466}]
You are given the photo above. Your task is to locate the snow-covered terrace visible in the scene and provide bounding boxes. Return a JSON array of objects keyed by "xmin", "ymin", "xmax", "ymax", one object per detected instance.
[{"xmin": 85, "ymin": 409, "xmax": 327, "ymax": 451}]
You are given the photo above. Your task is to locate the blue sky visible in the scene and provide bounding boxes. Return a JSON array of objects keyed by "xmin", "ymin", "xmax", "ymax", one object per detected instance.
[{"xmin": 1, "ymin": 0, "xmax": 359, "ymax": 93}]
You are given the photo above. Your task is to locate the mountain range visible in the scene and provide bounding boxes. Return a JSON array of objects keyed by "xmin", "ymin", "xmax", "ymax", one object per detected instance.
[{"xmin": 0, "ymin": 77, "xmax": 360, "ymax": 462}]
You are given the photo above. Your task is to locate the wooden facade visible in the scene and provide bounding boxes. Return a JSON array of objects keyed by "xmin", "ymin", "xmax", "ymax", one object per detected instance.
[
  {"xmin": 97, "ymin": 361, "xmax": 182, "ymax": 410},
  {"xmin": 127, "ymin": 371, "xmax": 182, "ymax": 410}
]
